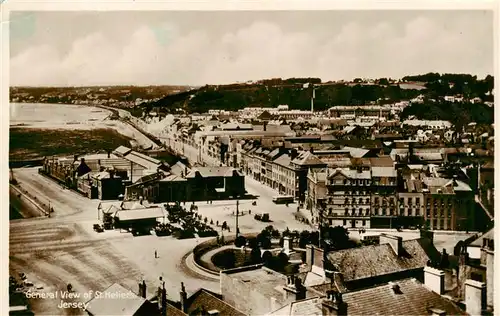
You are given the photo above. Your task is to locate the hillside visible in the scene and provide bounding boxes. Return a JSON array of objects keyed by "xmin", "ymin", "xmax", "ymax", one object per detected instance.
[{"xmin": 148, "ymin": 74, "xmax": 493, "ymax": 114}]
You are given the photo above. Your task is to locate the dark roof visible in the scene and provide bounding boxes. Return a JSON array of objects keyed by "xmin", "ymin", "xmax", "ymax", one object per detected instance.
[
  {"xmin": 326, "ymin": 238, "xmax": 440, "ymax": 283},
  {"xmin": 186, "ymin": 167, "xmax": 243, "ymax": 178},
  {"xmin": 166, "ymin": 303, "xmax": 188, "ymax": 316},
  {"xmin": 342, "ymin": 278, "xmax": 467, "ymax": 315},
  {"xmin": 186, "ymin": 289, "xmax": 247, "ymax": 316},
  {"xmin": 271, "ymin": 279, "xmax": 465, "ymax": 316}
]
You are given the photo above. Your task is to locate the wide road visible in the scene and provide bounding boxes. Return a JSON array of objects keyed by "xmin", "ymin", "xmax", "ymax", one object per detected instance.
[{"xmin": 9, "ymin": 168, "xmax": 219, "ymax": 316}]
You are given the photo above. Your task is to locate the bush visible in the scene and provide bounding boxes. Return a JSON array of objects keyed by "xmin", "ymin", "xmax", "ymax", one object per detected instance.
[
  {"xmin": 235, "ymin": 236, "xmax": 247, "ymax": 248},
  {"xmin": 262, "ymin": 251, "xmax": 273, "ymax": 267}
]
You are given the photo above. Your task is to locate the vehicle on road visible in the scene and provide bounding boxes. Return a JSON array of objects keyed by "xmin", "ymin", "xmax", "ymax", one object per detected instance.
[
  {"xmin": 272, "ymin": 195, "xmax": 294, "ymax": 204},
  {"xmin": 254, "ymin": 213, "xmax": 270, "ymax": 222},
  {"xmin": 93, "ymin": 224, "xmax": 104, "ymax": 233},
  {"xmin": 360, "ymin": 233, "xmax": 381, "ymax": 245}
]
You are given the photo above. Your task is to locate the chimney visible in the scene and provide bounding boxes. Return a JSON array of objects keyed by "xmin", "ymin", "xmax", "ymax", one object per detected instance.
[
  {"xmin": 420, "ymin": 229, "xmax": 434, "ymax": 243},
  {"xmin": 157, "ymin": 279, "xmax": 167, "ymax": 314},
  {"xmin": 380, "ymin": 234, "xmax": 403, "ymax": 256},
  {"xmin": 283, "ymin": 236, "xmax": 293, "ymax": 255},
  {"xmin": 321, "ymin": 291, "xmax": 347, "ymax": 316},
  {"xmin": 138, "ymin": 280, "xmax": 146, "ymax": 298},
  {"xmin": 284, "ymin": 276, "xmax": 306, "ymax": 301},
  {"xmin": 180, "ymin": 282, "xmax": 188, "ymax": 313},
  {"xmin": 465, "ymin": 279, "xmax": 486, "ymax": 315},
  {"xmin": 107, "ymin": 151, "xmax": 111, "ymax": 158},
  {"xmin": 424, "ymin": 266, "xmax": 445, "ymax": 295}
]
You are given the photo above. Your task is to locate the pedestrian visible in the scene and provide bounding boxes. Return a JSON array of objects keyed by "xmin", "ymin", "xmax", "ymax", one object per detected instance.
[
  {"xmin": 155, "ymin": 250, "xmax": 158, "ymax": 258},
  {"xmin": 249, "ymin": 210, "xmax": 251, "ymax": 215},
  {"xmin": 228, "ymin": 227, "xmax": 231, "ymax": 232},
  {"xmin": 216, "ymin": 220, "xmax": 219, "ymax": 226}
]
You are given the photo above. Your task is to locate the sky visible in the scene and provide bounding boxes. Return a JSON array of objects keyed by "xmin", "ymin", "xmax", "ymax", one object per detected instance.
[{"xmin": 9, "ymin": 10, "xmax": 494, "ymax": 87}]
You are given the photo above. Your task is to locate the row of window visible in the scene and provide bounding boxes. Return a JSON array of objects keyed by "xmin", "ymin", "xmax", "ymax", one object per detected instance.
[{"xmin": 330, "ymin": 179, "xmax": 372, "ymax": 186}]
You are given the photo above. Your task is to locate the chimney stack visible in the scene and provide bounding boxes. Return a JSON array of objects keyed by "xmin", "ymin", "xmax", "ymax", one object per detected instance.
[
  {"xmin": 321, "ymin": 291, "xmax": 347, "ymax": 316},
  {"xmin": 465, "ymin": 279, "xmax": 486, "ymax": 316},
  {"xmin": 137, "ymin": 280, "xmax": 147, "ymax": 298},
  {"xmin": 380, "ymin": 234, "xmax": 403, "ymax": 256},
  {"xmin": 180, "ymin": 282, "xmax": 188, "ymax": 313},
  {"xmin": 284, "ymin": 275, "xmax": 306, "ymax": 301},
  {"xmin": 107, "ymin": 151, "xmax": 111, "ymax": 158},
  {"xmin": 424, "ymin": 266, "xmax": 445, "ymax": 295},
  {"xmin": 420, "ymin": 229, "xmax": 434, "ymax": 243}
]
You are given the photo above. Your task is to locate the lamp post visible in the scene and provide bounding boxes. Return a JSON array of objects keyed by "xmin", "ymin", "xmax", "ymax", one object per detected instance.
[{"xmin": 235, "ymin": 200, "xmax": 240, "ymax": 238}]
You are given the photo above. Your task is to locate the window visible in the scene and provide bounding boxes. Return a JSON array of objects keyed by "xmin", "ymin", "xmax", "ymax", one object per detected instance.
[
  {"xmin": 362, "ymin": 220, "xmax": 366, "ymax": 226},
  {"xmin": 374, "ymin": 197, "xmax": 379, "ymax": 204},
  {"xmin": 415, "ymin": 197, "xmax": 420, "ymax": 205},
  {"xmin": 343, "ymin": 219, "xmax": 347, "ymax": 226},
  {"xmin": 366, "ymin": 198, "xmax": 370, "ymax": 204},
  {"xmin": 408, "ymin": 197, "xmax": 413, "ymax": 205},
  {"xmin": 415, "ymin": 208, "xmax": 420, "ymax": 216}
]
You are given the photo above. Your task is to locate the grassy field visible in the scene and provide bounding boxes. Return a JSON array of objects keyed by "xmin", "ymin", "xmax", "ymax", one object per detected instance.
[{"xmin": 9, "ymin": 128, "xmax": 133, "ymax": 160}]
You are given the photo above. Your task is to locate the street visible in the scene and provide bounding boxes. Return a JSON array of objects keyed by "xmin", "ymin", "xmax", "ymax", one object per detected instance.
[{"xmin": 9, "ymin": 168, "xmax": 219, "ymax": 316}]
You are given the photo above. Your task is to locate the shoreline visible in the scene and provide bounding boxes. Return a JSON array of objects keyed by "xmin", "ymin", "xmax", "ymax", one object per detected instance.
[{"xmin": 10, "ymin": 102, "xmax": 156, "ymax": 150}]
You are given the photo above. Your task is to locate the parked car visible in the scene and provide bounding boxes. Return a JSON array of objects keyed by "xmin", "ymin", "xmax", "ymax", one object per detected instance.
[
  {"xmin": 93, "ymin": 224, "xmax": 104, "ymax": 233},
  {"xmin": 254, "ymin": 213, "xmax": 270, "ymax": 222}
]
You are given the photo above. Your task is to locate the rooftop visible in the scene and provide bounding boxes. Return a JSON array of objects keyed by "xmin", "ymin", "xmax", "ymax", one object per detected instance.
[
  {"xmin": 325, "ymin": 238, "xmax": 440, "ymax": 283},
  {"xmin": 186, "ymin": 289, "xmax": 247, "ymax": 316},
  {"xmin": 186, "ymin": 167, "xmax": 243, "ymax": 178},
  {"xmin": 115, "ymin": 207, "xmax": 165, "ymax": 221}
]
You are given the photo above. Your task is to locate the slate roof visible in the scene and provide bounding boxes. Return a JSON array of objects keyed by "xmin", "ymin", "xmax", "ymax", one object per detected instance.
[
  {"xmin": 291, "ymin": 151, "xmax": 326, "ymax": 166},
  {"xmin": 342, "ymin": 278, "xmax": 467, "ymax": 315},
  {"xmin": 325, "ymin": 238, "xmax": 440, "ymax": 283},
  {"xmin": 186, "ymin": 289, "xmax": 247, "ymax": 316},
  {"xmin": 186, "ymin": 167, "xmax": 243, "ymax": 178},
  {"xmin": 125, "ymin": 151, "xmax": 164, "ymax": 170},
  {"xmin": 85, "ymin": 283, "xmax": 147, "ymax": 316},
  {"xmin": 270, "ymin": 279, "xmax": 466, "ymax": 316},
  {"xmin": 273, "ymin": 153, "xmax": 293, "ymax": 168}
]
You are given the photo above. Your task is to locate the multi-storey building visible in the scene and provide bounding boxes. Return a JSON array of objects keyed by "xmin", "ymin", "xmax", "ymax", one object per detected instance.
[
  {"xmin": 322, "ymin": 168, "xmax": 372, "ymax": 229},
  {"xmin": 422, "ymin": 177, "xmax": 475, "ymax": 231},
  {"xmin": 397, "ymin": 177, "xmax": 425, "ymax": 228},
  {"xmin": 369, "ymin": 158, "xmax": 398, "ymax": 228}
]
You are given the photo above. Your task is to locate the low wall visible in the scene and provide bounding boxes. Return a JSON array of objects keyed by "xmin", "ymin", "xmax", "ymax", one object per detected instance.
[
  {"xmin": 192, "ymin": 233, "xmax": 259, "ymax": 272},
  {"xmin": 9, "ymin": 159, "xmax": 44, "ymax": 169}
]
